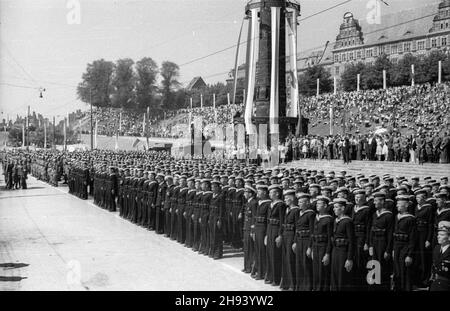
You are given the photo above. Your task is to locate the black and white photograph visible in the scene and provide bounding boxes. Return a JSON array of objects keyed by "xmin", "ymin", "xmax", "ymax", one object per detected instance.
[{"xmin": 0, "ymin": 0, "xmax": 449, "ymax": 300}]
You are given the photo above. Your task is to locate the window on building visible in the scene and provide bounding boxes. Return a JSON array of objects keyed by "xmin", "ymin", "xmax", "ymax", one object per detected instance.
[
  {"xmin": 391, "ymin": 44, "xmax": 397, "ymax": 54},
  {"xmin": 357, "ymin": 50, "xmax": 362, "ymax": 59},
  {"xmin": 432, "ymin": 38, "xmax": 437, "ymax": 48},
  {"xmin": 342, "ymin": 53, "xmax": 347, "ymax": 61},
  {"xmin": 417, "ymin": 40, "xmax": 425, "ymax": 50},
  {"xmin": 334, "ymin": 54, "xmax": 339, "ymax": 62},
  {"xmin": 335, "ymin": 66, "xmax": 340, "ymax": 75},
  {"xmin": 442, "ymin": 23, "xmax": 444, "ymax": 30},
  {"xmin": 404, "ymin": 42, "xmax": 411, "ymax": 52},
  {"xmin": 366, "ymin": 49, "xmax": 373, "ymax": 58},
  {"xmin": 443, "ymin": 37, "xmax": 448, "ymax": 46},
  {"xmin": 349, "ymin": 51, "xmax": 354, "ymax": 60}
]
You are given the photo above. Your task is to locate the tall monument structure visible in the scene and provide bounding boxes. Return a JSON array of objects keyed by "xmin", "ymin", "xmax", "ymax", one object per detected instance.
[{"xmin": 241, "ymin": 0, "xmax": 301, "ymax": 146}]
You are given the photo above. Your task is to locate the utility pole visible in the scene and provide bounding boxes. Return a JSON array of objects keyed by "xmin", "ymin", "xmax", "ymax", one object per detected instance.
[
  {"xmin": 52, "ymin": 116, "xmax": 56, "ymax": 149},
  {"xmin": 26, "ymin": 106, "xmax": 30, "ymax": 150},
  {"xmin": 90, "ymin": 88, "xmax": 93, "ymax": 150}
]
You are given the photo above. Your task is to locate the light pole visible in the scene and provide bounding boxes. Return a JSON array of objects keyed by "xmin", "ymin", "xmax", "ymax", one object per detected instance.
[{"xmin": 89, "ymin": 88, "xmax": 93, "ymax": 150}]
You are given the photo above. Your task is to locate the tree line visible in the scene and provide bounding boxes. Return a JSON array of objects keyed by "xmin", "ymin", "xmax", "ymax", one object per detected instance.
[
  {"xmin": 77, "ymin": 58, "xmax": 235, "ymax": 113},
  {"xmin": 298, "ymin": 50, "xmax": 450, "ymax": 96}
]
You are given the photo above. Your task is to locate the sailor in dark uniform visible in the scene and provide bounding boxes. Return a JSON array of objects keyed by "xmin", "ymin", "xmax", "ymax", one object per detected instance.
[
  {"xmin": 253, "ymin": 184, "xmax": 270, "ymax": 280},
  {"xmin": 177, "ymin": 176, "xmax": 188, "ymax": 243},
  {"xmin": 209, "ymin": 180, "xmax": 224, "ymax": 259},
  {"xmin": 108, "ymin": 166, "xmax": 117, "ymax": 212},
  {"xmin": 243, "ymin": 185, "xmax": 257, "ymax": 274},
  {"xmin": 368, "ymin": 192, "xmax": 394, "ymax": 291},
  {"xmin": 147, "ymin": 172, "xmax": 158, "ymax": 230},
  {"xmin": 170, "ymin": 176, "xmax": 181, "ymax": 240},
  {"xmin": 164, "ymin": 176, "xmax": 175, "ymax": 237},
  {"xmin": 155, "ymin": 173, "xmax": 166, "ymax": 234},
  {"xmin": 192, "ymin": 179, "xmax": 203, "ymax": 252},
  {"xmin": 311, "ymin": 195, "xmax": 333, "ymax": 291},
  {"xmin": 225, "ymin": 176, "xmax": 236, "ymax": 244},
  {"xmin": 413, "ymin": 188, "xmax": 434, "ymax": 288},
  {"xmin": 232, "ymin": 177, "xmax": 245, "ymax": 249},
  {"xmin": 433, "ymin": 192, "xmax": 450, "ymax": 248},
  {"xmin": 429, "ymin": 220, "xmax": 450, "ymax": 291},
  {"xmin": 293, "ymin": 193, "xmax": 315, "ymax": 291},
  {"xmin": 199, "ymin": 179, "xmax": 212, "ymax": 255},
  {"xmin": 265, "ymin": 184, "xmax": 286, "ymax": 286},
  {"xmin": 330, "ymin": 198, "xmax": 355, "ymax": 291},
  {"xmin": 280, "ymin": 189, "xmax": 298, "ymax": 291},
  {"xmin": 351, "ymin": 189, "xmax": 372, "ymax": 290},
  {"xmin": 184, "ymin": 177, "xmax": 196, "ymax": 247}
]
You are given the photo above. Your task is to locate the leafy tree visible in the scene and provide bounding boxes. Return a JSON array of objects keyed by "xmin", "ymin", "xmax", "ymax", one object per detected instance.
[
  {"xmin": 77, "ymin": 59, "xmax": 114, "ymax": 108},
  {"xmin": 111, "ymin": 58, "xmax": 136, "ymax": 109},
  {"xmin": 298, "ymin": 65, "xmax": 332, "ymax": 96},
  {"xmin": 390, "ymin": 53, "xmax": 417, "ymax": 86},
  {"xmin": 135, "ymin": 57, "xmax": 159, "ymax": 111},
  {"xmin": 360, "ymin": 54, "xmax": 392, "ymax": 90},
  {"xmin": 340, "ymin": 62, "xmax": 366, "ymax": 91},
  {"xmin": 160, "ymin": 61, "xmax": 181, "ymax": 110}
]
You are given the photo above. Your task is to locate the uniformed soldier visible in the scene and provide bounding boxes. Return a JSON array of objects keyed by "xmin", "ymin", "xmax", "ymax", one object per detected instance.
[
  {"xmin": 209, "ymin": 180, "xmax": 224, "ymax": 259},
  {"xmin": 243, "ymin": 185, "xmax": 257, "ymax": 274},
  {"xmin": 368, "ymin": 192, "xmax": 394, "ymax": 291},
  {"xmin": 433, "ymin": 192, "xmax": 450, "ymax": 248},
  {"xmin": 184, "ymin": 177, "xmax": 196, "ymax": 247},
  {"xmin": 169, "ymin": 175, "xmax": 180, "ymax": 239},
  {"xmin": 265, "ymin": 184, "xmax": 286, "ymax": 286},
  {"xmin": 280, "ymin": 189, "xmax": 298, "ymax": 291},
  {"xmin": 232, "ymin": 177, "xmax": 245, "ymax": 249},
  {"xmin": 162, "ymin": 175, "xmax": 173, "ymax": 235},
  {"xmin": 293, "ymin": 193, "xmax": 315, "ymax": 291},
  {"xmin": 429, "ymin": 220, "xmax": 450, "ymax": 291},
  {"xmin": 392, "ymin": 195, "xmax": 416, "ymax": 291},
  {"xmin": 199, "ymin": 179, "xmax": 212, "ymax": 255},
  {"xmin": 155, "ymin": 173, "xmax": 166, "ymax": 234},
  {"xmin": 109, "ymin": 166, "xmax": 117, "ymax": 212},
  {"xmin": 253, "ymin": 184, "xmax": 270, "ymax": 281},
  {"xmin": 351, "ymin": 189, "xmax": 372, "ymax": 290},
  {"xmin": 192, "ymin": 179, "xmax": 202, "ymax": 252},
  {"xmin": 177, "ymin": 175, "xmax": 188, "ymax": 243},
  {"xmin": 225, "ymin": 176, "xmax": 236, "ymax": 245},
  {"xmin": 330, "ymin": 198, "xmax": 355, "ymax": 291}
]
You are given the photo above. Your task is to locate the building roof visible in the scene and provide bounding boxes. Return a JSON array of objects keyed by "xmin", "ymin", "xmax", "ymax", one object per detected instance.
[
  {"xmin": 359, "ymin": 3, "xmax": 439, "ymax": 46},
  {"xmin": 297, "ymin": 41, "xmax": 334, "ymax": 71},
  {"xmin": 185, "ymin": 76, "xmax": 207, "ymax": 91}
]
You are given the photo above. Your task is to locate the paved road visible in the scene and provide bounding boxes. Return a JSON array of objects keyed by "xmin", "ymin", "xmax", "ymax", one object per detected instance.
[{"xmin": 0, "ymin": 171, "xmax": 274, "ymax": 291}]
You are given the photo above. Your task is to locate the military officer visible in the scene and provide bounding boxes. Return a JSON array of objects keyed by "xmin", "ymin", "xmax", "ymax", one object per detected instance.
[{"xmin": 429, "ymin": 220, "xmax": 450, "ymax": 291}]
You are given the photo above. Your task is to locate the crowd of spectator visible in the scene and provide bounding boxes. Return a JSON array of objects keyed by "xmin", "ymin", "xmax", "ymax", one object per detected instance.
[
  {"xmin": 282, "ymin": 131, "xmax": 450, "ymax": 164},
  {"xmin": 73, "ymin": 82, "xmax": 449, "ymax": 157},
  {"xmin": 302, "ymin": 82, "xmax": 450, "ymax": 135}
]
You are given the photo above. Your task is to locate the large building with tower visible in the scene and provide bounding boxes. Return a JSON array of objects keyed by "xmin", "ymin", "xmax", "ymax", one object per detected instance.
[
  {"xmin": 299, "ymin": 0, "xmax": 450, "ymax": 80},
  {"xmin": 230, "ymin": 1, "xmax": 450, "ymax": 89}
]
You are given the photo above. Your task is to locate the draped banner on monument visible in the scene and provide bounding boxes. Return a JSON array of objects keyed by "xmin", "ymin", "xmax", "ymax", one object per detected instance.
[
  {"xmin": 287, "ymin": 10, "xmax": 299, "ymax": 118},
  {"xmin": 244, "ymin": 8, "xmax": 258, "ymax": 135},
  {"xmin": 269, "ymin": 6, "xmax": 280, "ymax": 134}
]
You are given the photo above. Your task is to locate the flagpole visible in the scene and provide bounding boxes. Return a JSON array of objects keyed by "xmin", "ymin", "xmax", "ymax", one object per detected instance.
[
  {"xmin": 213, "ymin": 93, "xmax": 217, "ymax": 123},
  {"xmin": 146, "ymin": 106, "xmax": 150, "ymax": 149},
  {"xmin": 64, "ymin": 117, "xmax": 67, "ymax": 151}
]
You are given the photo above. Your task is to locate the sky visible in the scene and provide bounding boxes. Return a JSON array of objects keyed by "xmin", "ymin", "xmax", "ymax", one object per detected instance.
[{"xmin": 0, "ymin": 0, "xmax": 435, "ymax": 121}]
